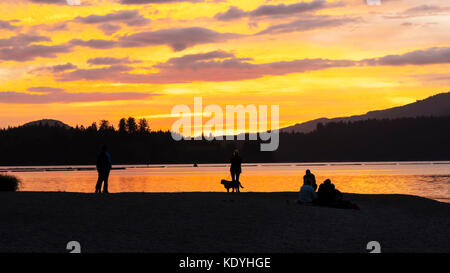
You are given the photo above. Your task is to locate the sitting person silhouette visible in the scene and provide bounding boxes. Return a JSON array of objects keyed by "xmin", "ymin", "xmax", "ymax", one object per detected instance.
[
  {"xmin": 317, "ymin": 179, "xmax": 359, "ymax": 210},
  {"xmin": 95, "ymin": 144, "xmax": 112, "ymax": 194},
  {"xmin": 317, "ymin": 179, "xmax": 340, "ymax": 205},
  {"xmin": 303, "ymin": 169, "xmax": 317, "ymax": 191},
  {"xmin": 297, "ymin": 179, "xmax": 317, "ymax": 204}
]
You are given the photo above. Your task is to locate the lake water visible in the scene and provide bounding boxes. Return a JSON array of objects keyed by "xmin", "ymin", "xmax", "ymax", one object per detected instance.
[{"xmin": 1, "ymin": 162, "xmax": 449, "ymax": 203}]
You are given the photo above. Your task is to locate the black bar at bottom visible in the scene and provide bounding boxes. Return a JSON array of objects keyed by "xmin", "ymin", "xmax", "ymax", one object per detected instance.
[{"xmin": 1, "ymin": 253, "xmax": 447, "ymax": 272}]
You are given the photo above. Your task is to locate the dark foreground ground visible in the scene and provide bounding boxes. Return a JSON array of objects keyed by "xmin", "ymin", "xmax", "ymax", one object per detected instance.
[{"xmin": 0, "ymin": 192, "xmax": 449, "ymax": 253}]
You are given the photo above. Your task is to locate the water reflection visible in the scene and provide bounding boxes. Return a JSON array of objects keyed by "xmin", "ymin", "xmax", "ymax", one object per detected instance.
[{"xmin": 5, "ymin": 162, "xmax": 450, "ymax": 203}]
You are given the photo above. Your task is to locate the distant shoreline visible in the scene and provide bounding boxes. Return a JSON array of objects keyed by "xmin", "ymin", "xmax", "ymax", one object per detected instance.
[
  {"xmin": 1, "ymin": 192, "xmax": 449, "ymax": 253},
  {"xmin": 1, "ymin": 160, "xmax": 450, "ymax": 171}
]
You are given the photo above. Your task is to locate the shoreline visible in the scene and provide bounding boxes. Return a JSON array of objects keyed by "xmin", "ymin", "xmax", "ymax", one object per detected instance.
[
  {"xmin": 1, "ymin": 160, "xmax": 449, "ymax": 174},
  {"xmin": 1, "ymin": 160, "xmax": 450, "ymax": 167},
  {"xmin": 1, "ymin": 192, "xmax": 449, "ymax": 253}
]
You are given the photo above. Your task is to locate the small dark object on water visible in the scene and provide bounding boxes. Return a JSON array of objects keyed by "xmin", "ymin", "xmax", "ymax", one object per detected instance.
[{"xmin": 193, "ymin": 163, "xmax": 198, "ymax": 167}]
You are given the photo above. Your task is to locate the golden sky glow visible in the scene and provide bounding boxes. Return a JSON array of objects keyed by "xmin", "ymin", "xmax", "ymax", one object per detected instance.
[{"xmin": 1, "ymin": 0, "xmax": 449, "ymax": 132}]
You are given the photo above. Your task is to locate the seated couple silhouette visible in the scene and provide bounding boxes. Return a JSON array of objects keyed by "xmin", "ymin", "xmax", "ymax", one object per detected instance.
[{"xmin": 298, "ymin": 170, "xmax": 359, "ymax": 210}]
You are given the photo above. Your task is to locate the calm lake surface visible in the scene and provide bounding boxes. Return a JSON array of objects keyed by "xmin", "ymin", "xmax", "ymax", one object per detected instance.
[{"xmin": 2, "ymin": 162, "xmax": 449, "ymax": 203}]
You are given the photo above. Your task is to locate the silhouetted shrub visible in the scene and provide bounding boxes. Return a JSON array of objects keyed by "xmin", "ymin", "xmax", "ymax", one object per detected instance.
[{"xmin": 0, "ymin": 174, "xmax": 21, "ymax": 191}]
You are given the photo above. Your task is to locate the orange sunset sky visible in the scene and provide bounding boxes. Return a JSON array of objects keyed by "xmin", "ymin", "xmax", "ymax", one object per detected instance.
[{"xmin": 0, "ymin": 0, "xmax": 449, "ymax": 132}]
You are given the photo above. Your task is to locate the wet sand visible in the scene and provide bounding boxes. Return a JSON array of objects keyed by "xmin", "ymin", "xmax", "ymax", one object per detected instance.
[{"xmin": 0, "ymin": 192, "xmax": 449, "ymax": 253}]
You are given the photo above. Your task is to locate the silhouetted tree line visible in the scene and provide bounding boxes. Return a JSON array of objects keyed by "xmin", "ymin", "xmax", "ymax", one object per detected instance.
[{"xmin": 0, "ymin": 116, "xmax": 449, "ymax": 165}]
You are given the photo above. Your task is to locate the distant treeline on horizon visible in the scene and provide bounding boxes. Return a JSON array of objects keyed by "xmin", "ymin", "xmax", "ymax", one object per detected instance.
[{"xmin": 0, "ymin": 116, "xmax": 449, "ymax": 165}]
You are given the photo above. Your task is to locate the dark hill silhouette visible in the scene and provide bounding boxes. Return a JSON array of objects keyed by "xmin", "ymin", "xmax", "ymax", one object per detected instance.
[
  {"xmin": 281, "ymin": 92, "xmax": 450, "ymax": 133},
  {"xmin": 22, "ymin": 119, "xmax": 71, "ymax": 129},
  {"xmin": 0, "ymin": 115, "xmax": 449, "ymax": 165}
]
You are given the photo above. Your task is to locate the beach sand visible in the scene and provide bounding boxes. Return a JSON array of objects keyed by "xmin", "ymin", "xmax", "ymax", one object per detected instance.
[{"xmin": 0, "ymin": 192, "xmax": 449, "ymax": 253}]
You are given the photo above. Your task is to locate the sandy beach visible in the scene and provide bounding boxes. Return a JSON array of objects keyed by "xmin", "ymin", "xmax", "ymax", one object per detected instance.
[{"xmin": 0, "ymin": 192, "xmax": 449, "ymax": 253}]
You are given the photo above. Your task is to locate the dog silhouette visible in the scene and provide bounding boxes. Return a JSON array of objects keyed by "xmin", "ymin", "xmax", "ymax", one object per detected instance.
[{"xmin": 221, "ymin": 179, "xmax": 244, "ymax": 193}]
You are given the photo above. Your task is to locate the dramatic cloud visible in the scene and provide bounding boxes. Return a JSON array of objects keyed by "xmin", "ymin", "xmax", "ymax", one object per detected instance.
[
  {"xmin": 30, "ymin": 62, "xmax": 78, "ymax": 74},
  {"xmin": 0, "ymin": 45, "xmax": 71, "ymax": 61},
  {"xmin": 98, "ymin": 23, "xmax": 122, "ymax": 35},
  {"xmin": 214, "ymin": 6, "xmax": 248, "ymax": 21},
  {"xmin": 157, "ymin": 50, "xmax": 236, "ymax": 68},
  {"xmin": 364, "ymin": 47, "xmax": 450, "ymax": 66},
  {"xmin": 0, "ymin": 34, "xmax": 51, "ymax": 48},
  {"xmin": 58, "ymin": 65, "xmax": 135, "ymax": 81},
  {"xmin": 250, "ymin": 0, "xmax": 330, "ymax": 17},
  {"xmin": 28, "ymin": 0, "xmax": 67, "ymax": 4},
  {"xmin": 1, "ymin": 27, "xmax": 237, "ymax": 62},
  {"xmin": 384, "ymin": 5, "xmax": 450, "ymax": 19},
  {"xmin": 0, "ymin": 34, "xmax": 71, "ymax": 61},
  {"xmin": 27, "ymin": 86, "xmax": 65, "ymax": 93},
  {"xmin": 51, "ymin": 62, "xmax": 78, "ymax": 72},
  {"xmin": 74, "ymin": 10, "xmax": 150, "ymax": 26},
  {"xmin": 117, "ymin": 27, "xmax": 239, "ymax": 51},
  {"xmin": 45, "ymin": 23, "xmax": 68, "ymax": 31},
  {"xmin": 57, "ymin": 51, "xmax": 356, "ymax": 83},
  {"xmin": 119, "ymin": 0, "xmax": 202, "ymax": 4},
  {"xmin": 28, "ymin": 22, "xmax": 68, "ymax": 34},
  {"xmin": 257, "ymin": 16, "xmax": 359, "ymax": 35},
  {"xmin": 55, "ymin": 47, "xmax": 450, "ymax": 84},
  {"xmin": 0, "ymin": 87, "xmax": 155, "ymax": 104},
  {"xmin": 69, "ymin": 39, "xmax": 116, "ymax": 49},
  {"xmin": 31, "ymin": 10, "xmax": 149, "ymax": 35},
  {"xmin": 148, "ymin": 53, "xmax": 355, "ymax": 82},
  {"xmin": 87, "ymin": 57, "xmax": 141, "ymax": 65},
  {"xmin": 215, "ymin": 0, "xmax": 340, "ymax": 21},
  {"xmin": 67, "ymin": 27, "xmax": 238, "ymax": 51},
  {"xmin": 0, "ymin": 20, "xmax": 20, "ymax": 30}
]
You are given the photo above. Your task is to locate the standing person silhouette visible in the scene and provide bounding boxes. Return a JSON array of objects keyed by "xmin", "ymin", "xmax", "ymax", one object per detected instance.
[
  {"xmin": 303, "ymin": 169, "xmax": 317, "ymax": 191},
  {"xmin": 95, "ymin": 145, "xmax": 112, "ymax": 193},
  {"xmin": 230, "ymin": 149, "xmax": 242, "ymax": 186}
]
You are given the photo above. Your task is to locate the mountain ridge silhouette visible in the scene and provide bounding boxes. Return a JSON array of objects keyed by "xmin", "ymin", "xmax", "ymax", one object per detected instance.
[
  {"xmin": 281, "ymin": 92, "xmax": 450, "ymax": 133},
  {"xmin": 19, "ymin": 92, "xmax": 450, "ymax": 134}
]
